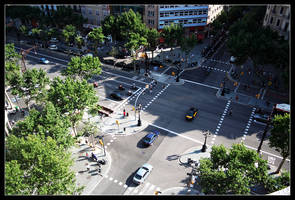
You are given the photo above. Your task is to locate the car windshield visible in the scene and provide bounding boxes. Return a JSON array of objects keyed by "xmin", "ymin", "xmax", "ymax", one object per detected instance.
[
  {"xmin": 142, "ymin": 167, "xmax": 149, "ymax": 171},
  {"xmin": 134, "ymin": 174, "xmax": 142, "ymax": 180}
]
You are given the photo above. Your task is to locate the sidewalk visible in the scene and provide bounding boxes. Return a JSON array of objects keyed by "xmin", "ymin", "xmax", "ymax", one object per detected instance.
[{"xmin": 69, "ymin": 139, "xmax": 111, "ymax": 195}]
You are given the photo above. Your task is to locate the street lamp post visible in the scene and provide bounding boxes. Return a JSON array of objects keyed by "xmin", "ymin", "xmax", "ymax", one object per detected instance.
[
  {"xmin": 201, "ymin": 130, "xmax": 211, "ymax": 152},
  {"xmin": 137, "ymin": 104, "xmax": 142, "ymax": 126}
]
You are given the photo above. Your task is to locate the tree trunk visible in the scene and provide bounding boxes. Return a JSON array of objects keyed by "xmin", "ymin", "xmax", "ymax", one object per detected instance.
[
  {"xmin": 275, "ymin": 156, "xmax": 287, "ymax": 174},
  {"xmin": 152, "ymin": 50, "xmax": 154, "ymax": 62},
  {"xmin": 72, "ymin": 122, "xmax": 77, "ymax": 137},
  {"xmin": 5, "ymin": 90, "xmax": 14, "ymax": 109}
]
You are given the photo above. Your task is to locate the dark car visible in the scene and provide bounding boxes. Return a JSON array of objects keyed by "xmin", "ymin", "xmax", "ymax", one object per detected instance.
[
  {"xmin": 104, "ymin": 58, "xmax": 115, "ymax": 65},
  {"xmin": 150, "ymin": 60, "xmax": 162, "ymax": 66},
  {"xmin": 110, "ymin": 92, "xmax": 124, "ymax": 100},
  {"xmin": 253, "ymin": 113, "xmax": 270, "ymax": 124},
  {"xmin": 185, "ymin": 107, "xmax": 198, "ymax": 120},
  {"xmin": 115, "ymin": 61, "xmax": 126, "ymax": 68},
  {"xmin": 143, "ymin": 130, "xmax": 160, "ymax": 146}
]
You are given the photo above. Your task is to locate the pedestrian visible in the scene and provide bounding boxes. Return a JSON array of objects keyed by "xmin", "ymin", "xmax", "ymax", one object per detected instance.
[
  {"xmin": 123, "ymin": 109, "xmax": 126, "ymax": 118},
  {"xmin": 86, "ymin": 163, "xmax": 90, "ymax": 171},
  {"xmin": 228, "ymin": 108, "xmax": 232, "ymax": 116},
  {"xmin": 235, "ymin": 95, "xmax": 239, "ymax": 101},
  {"xmin": 126, "ymin": 112, "xmax": 129, "ymax": 117}
]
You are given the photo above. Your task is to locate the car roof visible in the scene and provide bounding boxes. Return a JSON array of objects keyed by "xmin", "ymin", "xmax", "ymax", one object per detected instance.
[
  {"xmin": 142, "ymin": 163, "xmax": 153, "ymax": 170},
  {"xmin": 137, "ymin": 167, "xmax": 148, "ymax": 176}
]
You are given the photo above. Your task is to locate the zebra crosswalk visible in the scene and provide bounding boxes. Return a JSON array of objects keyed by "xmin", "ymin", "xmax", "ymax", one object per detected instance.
[{"xmin": 123, "ymin": 182, "xmax": 161, "ymax": 195}]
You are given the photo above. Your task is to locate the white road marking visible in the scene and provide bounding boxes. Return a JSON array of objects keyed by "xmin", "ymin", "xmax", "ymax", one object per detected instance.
[
  {"xmin": 149, "ymin": 124, "xmax": 206, "ymax": 145},
  {"xmin": 184, "ymin": 79, "xmax": 219, "ymax": 90}
]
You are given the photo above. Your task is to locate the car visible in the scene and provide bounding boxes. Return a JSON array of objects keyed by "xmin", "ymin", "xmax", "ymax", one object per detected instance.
[
  {"xmin": 40, "ymin": 58, "xmax": 49, "ymax": 64},
  {"xmin": 143, "ymin": 130, "xmax": 160, "ymax": 146},
  {"xmin": 50, "ymin": 38, "xmax": 59, "ymax": 43},
  {"xmin": 110, "ymin": 92, "xmax": 124, "ymax": 100},
  {"xmin": 185, "ymin": 107, "xmax": 198, "ymax": 120},
  {"xmin": 83, "ymin": 53, "xmax": 93, "ymax": 57},
  {"xmin": 253, "ymin": 113, "xmax": 270, "ymax": 124},
  {"xmin": 133, "ymin": 163, "xmax": 153, "ymax": 185},
  {"xmin": 48, "ymin": 44, "xmax": 58, "ymax": 50}
]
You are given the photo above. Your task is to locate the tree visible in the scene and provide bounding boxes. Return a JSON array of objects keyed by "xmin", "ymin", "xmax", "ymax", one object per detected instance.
[
  {"xmin": 5, "ymin": 160, "xmax": 31, "ymax": 195},
  {"xmin": 101, "ymin": 15, "xmax": 119, "ymax": 42},
  {"xmin": 87, "ymin": 27, "xmax": 105, "ymax": 56},
  {"xmin": 9, "ymin": 68, "xmax": 50, "ymax": 110},
  {"xmin": 125, "ymin": 32, "xmax": 148, "ymax": 72},
  {"xmin": 177, "ymin": 35, "xmax": 198, "ymax": 81},
  {"xmin": 31, "ymin": 28, "xmax": 42, "ymax": 44},
  {"xmin": 264, "ymin": 171, "xmax": 290, "ymax": 193},
  {"xmin": 268, "ymin": 113, "xmax": 290, "ymax": 174},
  {"xmin": 62, "ymin": 55, "xmax": 102, "ymax": 81},
  {"xmin": 47, "ymin": 77, "xmax": 98, "ymax": 136},
  {"xmin": 75, "ymin": 35, "xmax": 84, "ymax": 53},
  {"xmin": 62, "ymin": 24, "xmax": 76, "ymax": 46},
  {"xmin": 197, "ymin": 143, "xmax": 269, "ymax": 194},
  {"xmin": 11, "ymin": 102, "xmax": 74, "ymax": 149},
  {"xmin": 117, "ymin": 9, "xmax": 148, "ymax": 42},
  {"xmin": 5, "ymin": 134, "xmax": 84, "ymax": 195},
  {"xmin": 146, "ymin": 28, "xmax": 160, "ymax": 62}
]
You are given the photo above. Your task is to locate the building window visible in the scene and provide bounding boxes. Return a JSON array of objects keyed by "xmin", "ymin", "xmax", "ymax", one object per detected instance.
[
  {"xmin": 284, "ymin": 22, "xmax": 289, "ymax": 32},
  {"xmin": 96, "ymin": 11, "xmax": 99, "ymax": 16},
  {"xmin": 189, "ymin": 11, "xmax": 193, "ymax": 15},
  {"xmin": 175, "ymin": 12, "xmax": 179, "ymax": 16},
  {"xmin": 276, "ymin": 19, "xmax": 280, "ymax": 26},
  {"xmin": 88, "ymin": 9, "xmax": 92, "ymax": 15},
  {"xmin": 280, "ymin": 7, "xmax": 284, "ymax": 14},
  {"xmin": 203, "ymin": 10, "xmax": 207, "ymax": 15},
  {"xmin": 180, "ymin": 12, "xmax": 183, "ymax": 16},
  {"xmin": 160, "ymin": 13, "xmax": 164, "ymax": 17},
  {"xmin": 184, "ymin": 11, "xmax": 188, "ymax": 16}
]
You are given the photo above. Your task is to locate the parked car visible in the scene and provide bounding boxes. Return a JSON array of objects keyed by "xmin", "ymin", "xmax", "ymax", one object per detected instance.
[
  {"xmin": 48, "ymin": 44, "xmax": 58, "ymax": 50},
  {"xmin": 143, "ymin": 131, "xmax": 160, "ymax": 146},
  {"xmin": 185, "ymin": 107, "xmax": 198, "ymax": 120},
  {"xmin": 133, "ymin": 163, "xmax": 153, "ymax": 185},
  {"xmin": 110, "ymin": 92, "xmax": 124, "ymax": 100},
  {"xmin": 50, "ymin": 38, "xmax": 59, "ymax": 43},
  {"xmin": 253, "ymin": 113, "xmax": 270, "ymax": 124},
  {"xmin": 40, "ymin": 58, "xmax": 49, "ymax": 64}
]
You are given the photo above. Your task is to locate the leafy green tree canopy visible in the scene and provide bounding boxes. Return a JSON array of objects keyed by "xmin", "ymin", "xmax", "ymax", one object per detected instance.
[
  {"xmin": 197, "ymin": 143, "xmax": 269, "ymax": 194},
  {"xmin": 62, "ymin": 55, "xmax": 102, "ymax": 81},
  {"xmin": 5, "ymin": 134, "xmax": 83, "ymax": 195}
]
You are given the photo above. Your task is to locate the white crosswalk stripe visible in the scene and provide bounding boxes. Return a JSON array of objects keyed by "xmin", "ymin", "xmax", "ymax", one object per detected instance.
[{"xmin": 123, "ymin": 182, "xmax": 159, "ymax": 195}]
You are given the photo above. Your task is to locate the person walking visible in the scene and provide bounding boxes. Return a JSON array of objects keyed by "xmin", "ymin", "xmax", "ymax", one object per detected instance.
[
  {"xmin": 123, "ymin": 109, "xmax": 126, "ymax": 118},
  {"xmin": 86, "ymin": 162, "xmax": 90, "ymax": 171},
  {"xmin": 228, "ymin": 108, "xmax": 232, "ymax": 116}
]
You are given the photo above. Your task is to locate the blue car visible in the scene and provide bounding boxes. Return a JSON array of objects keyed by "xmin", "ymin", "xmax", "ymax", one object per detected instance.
[{"xmin": 143, "ymin": 131, "xmax": 160, "ymax": 146}]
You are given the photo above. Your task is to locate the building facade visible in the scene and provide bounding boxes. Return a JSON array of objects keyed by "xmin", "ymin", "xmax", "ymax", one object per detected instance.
[
  {"xmin": 207, "ymin": 5, "xmax": 224, "ymax": 24},
  {"xmin": 143, "ymin": 5, "xmax": 159, "ymax": 29},
  {"xmin": 80, "ymin": 5, "xmax": 110, "ymax": 26},
  {"xmin": 263, "ymin": 5, "xmax": 290, "ymax": 40}
]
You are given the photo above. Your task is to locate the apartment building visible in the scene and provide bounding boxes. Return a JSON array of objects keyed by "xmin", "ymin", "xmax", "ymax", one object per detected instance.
[
  {"xmin": 143, "ymin": 5, "xmax": 158, "ymax": 29},
  {"xmin": 263, "ymin": 5, "xmax": 290, "ymax": 40},
  {"xmin": 110, "ymin": 4, "xmax": 144, "ymax": 17},
  {"xmin": 80, "ymin": 5, "xmax": 110, "ymax": 26}
]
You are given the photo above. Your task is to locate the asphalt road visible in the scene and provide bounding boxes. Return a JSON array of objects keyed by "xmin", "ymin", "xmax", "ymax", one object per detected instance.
[{"xmin": 10, "ymin": 42, "xmax": 290, "ymax": 195}]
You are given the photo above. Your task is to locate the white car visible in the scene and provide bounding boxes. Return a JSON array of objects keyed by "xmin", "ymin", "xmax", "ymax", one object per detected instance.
[
  {"xmin": 40, "ymin": 58, "xmax": 49, "ymax": 64},
  {"xmin": 133, "ymin": 163, "xmax": 153, "ymax": 185},
  {"xmin": 48, "ymin": 44, "xmax": 58, "ymax": 50},
  {"xmin": 50, "ymin": 38, "xmax": 59, "ymax": 43},
  {"xmin": 83, "ymin": 53, "xmax": 93, "ymax": 57}
]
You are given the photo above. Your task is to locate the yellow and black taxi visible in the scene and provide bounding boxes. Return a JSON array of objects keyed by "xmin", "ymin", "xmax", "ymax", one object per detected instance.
[{"xmin": 185, "ymin": 107, "xmax": 199, "ymax": 121}]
